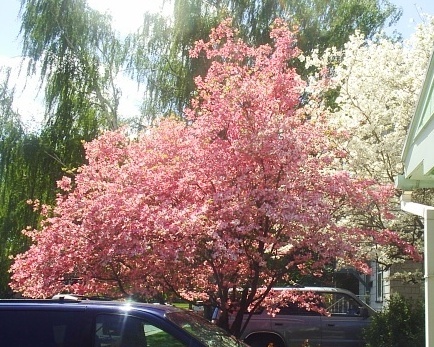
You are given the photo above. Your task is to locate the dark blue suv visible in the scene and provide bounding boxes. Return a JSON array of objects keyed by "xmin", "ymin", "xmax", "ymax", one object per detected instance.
[{"xmin": 0, "ymin": 295, "xmax": 246, "ymax": 347}]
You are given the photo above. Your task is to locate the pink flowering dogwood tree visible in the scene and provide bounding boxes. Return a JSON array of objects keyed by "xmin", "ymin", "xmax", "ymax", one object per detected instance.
[{"xmin": 10, "ymin": 19, "xmax": 419, "ymax": 336}]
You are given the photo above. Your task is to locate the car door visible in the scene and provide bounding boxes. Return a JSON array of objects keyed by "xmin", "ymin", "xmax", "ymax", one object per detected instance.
[
  {"xmin": 0, "ymin": 307, "xmax": 92, "ymax": 347},
  {"xmin": 94, "ymin": 313, "xmax": 188, "ymax": 347},
  {"xmin": 270, "ymin": 303, "xmax": 322, "ymax": 347},
  {"xmin": 320, "ymin": 292, "xmax": 370, "ymax": 347}
]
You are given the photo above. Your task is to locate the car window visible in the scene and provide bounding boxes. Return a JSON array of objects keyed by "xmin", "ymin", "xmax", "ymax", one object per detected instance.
[
  {"xmin": 275, "ymin": 302, "xmax": 321, "ymax": 316},
  {"xmin": 167, "ymin": 311, "xmax": 247, "ymax": 347},
  {"xmin": 95, "ymin": 314, "xmax": 186, "ymax": 347},
  {"xmin": 0, "ymin": 310, "xmax": 89, "ymax": 346},
  {"xmin": 322, "ymin": 293, "xmax": 362, "ymax": 316}
]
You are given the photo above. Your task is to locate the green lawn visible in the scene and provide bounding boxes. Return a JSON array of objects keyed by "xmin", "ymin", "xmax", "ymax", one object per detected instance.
[{"xmin": 172, "ymin": 302, "xmax": 190, "ymax": 310}]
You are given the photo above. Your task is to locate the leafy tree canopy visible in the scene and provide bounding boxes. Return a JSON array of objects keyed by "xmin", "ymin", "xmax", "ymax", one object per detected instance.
[
  {"xmin": 20, "ymin": 0, "xmax": 125, "ymax": 130},
  {"xmin": 127, "ymin": 0, "xmax": 401, "ymax": 121},
  {"xmin": 10, "ymin": 20, "xmax": 419, "ymax": 336},
  {"xmin": 303, "ymin": 15, "xmax": 434, "ymax": 270}
]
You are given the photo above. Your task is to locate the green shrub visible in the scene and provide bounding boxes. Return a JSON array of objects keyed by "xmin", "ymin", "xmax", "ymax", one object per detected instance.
[{"xmin": 364, "ymin": 294, "xmax": 424, "ymax": 347}]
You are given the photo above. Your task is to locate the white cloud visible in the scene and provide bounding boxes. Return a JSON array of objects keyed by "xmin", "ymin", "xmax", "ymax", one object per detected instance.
[{"xmin": 87, "ymin": 0, "xmax": 172, "ymax": 34}]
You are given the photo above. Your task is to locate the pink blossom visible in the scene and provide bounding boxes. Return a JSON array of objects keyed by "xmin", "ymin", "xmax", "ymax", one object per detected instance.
[
  {"xmin": 9, "ymin": 19, "xmax": 419, "ymax": 335},
  {"xmin": 57, "ymin": 176, "xmax": 72, "ymax": 191}
]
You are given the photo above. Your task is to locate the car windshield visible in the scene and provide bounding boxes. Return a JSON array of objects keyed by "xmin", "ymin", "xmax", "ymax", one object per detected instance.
[{"xmin": 167, "ymin": 311, "xmax": 246, "ymax": 347}]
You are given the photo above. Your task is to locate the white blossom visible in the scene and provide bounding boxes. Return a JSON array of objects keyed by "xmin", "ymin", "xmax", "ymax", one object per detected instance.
[{"xmin": 304, "ymin": 15, "xmax": 434, "ymax": 264}]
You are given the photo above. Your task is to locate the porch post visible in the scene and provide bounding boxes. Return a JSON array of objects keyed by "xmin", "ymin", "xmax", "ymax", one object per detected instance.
[
  {"xmin": 425, "ymin": 208, "xmax": 434, "ymax": 347},
  {"xmin": 400, "ymin": 194, "xmax": 434, "ymax": 347}
]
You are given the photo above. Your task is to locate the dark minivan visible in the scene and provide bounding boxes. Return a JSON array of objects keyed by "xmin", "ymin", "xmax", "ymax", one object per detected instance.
[{"xmin": 0, "ymin": 295, "xmax": 247, "ymax": 347}]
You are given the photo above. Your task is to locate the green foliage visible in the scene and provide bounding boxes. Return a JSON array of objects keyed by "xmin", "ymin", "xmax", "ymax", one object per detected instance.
[
  {"xmin": 20, "ymin": 0, "xmax": 124, "ymax": 130},
  {"xmin": 364, "ymin": 294, "xmax": 424, "ymax": 347},
  {"xmin": 0, "ymin": 89, "xmax": 83, "ymax": 296},
  {"xmin": 0, "ymin": 70, "xmax": 47, "ymax": 297},
  {"xmin": 0, "ymin": 0, "xmax": 402, "ymax": 297},
  {"xmin": 0, "ymin": 69, "xmax": 22, "ymax": 297},
  {"xmin": 0, "ymin": 91, "xmax": 89, "ymax": 298},
  {"xmin": 126, "ymin": 3, "xmax": 221, "ymax": 122},
  {"xmin": 128, "ymin": 0, "xmax": 401, "ymax": 122},
  {"xmin": 292, "ymin": 0, "xmax": 401, "ymax": 53},
  {"xmin": 0, "ymin": 0, "xmax": 124, "ymax": 297}
]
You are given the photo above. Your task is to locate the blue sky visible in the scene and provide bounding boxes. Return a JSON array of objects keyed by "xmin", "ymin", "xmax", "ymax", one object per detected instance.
[
  {"xmin": 0, "ymin": 0, "xmax": 21, "ymax": 58},
  {"xmin": 390, "ymin": 0, "xmax": 434, "ymax": 36},
  {"xmin": 1, "ymin": 0, "xmax": 434, "ymax": 58}
]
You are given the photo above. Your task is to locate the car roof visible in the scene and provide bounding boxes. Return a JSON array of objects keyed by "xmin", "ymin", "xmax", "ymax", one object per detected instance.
[
  {"xmin": 270, "ymin": 286, "xmax": 353, "ymax": 293},
  {"xmin": 0, "ymin": 295, "xmax": 184, "ymax": 316}
]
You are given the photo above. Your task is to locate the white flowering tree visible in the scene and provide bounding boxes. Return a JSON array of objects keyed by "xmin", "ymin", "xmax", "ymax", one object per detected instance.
[{"xmin": 303, "ymin": 15, "xmax": 434, "ymax": 271}]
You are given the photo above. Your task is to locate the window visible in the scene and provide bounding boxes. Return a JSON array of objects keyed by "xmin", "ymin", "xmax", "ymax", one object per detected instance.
[
  {"xmin": 275, "ymin": 303, "xmax": 321, "ymax": 316},
  {"xmin": 144, "ymin": 324, "xmax": 186, "ymax": 347},
  {"xmin": 376, "ymin": 270, "xmax": 384, "ymax": 302},
  {"xmin": 95, "ymin": 314, "xmax": 186, "ymax": 347},
  {"xmin": 0, "ymin": 310, "xmax": 89, "ymax": 346},
  {"xmin": 167, "ymin": 311, "xmax": 242, "ymax": 347},
  {"xmin": 322, "ymin": 293, "xmax": 362, "ymax": 316}
]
